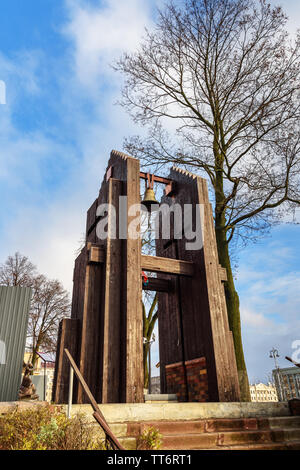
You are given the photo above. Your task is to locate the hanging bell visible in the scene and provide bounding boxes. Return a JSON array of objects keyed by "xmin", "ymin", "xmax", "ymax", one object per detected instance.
[{"xmin": 141, "ymin": 187, "xmax": 159, "ymax": 212}]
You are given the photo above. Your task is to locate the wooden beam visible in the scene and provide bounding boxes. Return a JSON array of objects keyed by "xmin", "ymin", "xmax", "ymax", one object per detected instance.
[
  {"xmin": 140, "ymin": 171, "xmax": 172, "ymax": 185},
  {"xmin": 88, "ymin": 247, "xmax": 194, "ymax": 278},
  {"xmin": 88, "ymin": 245, "xmax": 105, "ymax": 264},
  {"xmin": 142, "ymin": 277, "xmax": 173, "ymax": 292},
  {"xmin": 142, "ymin": 255, "xmax": 194, "ymax": 276}
]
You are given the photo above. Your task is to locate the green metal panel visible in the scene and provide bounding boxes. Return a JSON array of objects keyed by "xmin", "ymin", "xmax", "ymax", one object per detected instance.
[{"xmin": 0, "ymin": 286, "xmax": 32, "ymax": 401}]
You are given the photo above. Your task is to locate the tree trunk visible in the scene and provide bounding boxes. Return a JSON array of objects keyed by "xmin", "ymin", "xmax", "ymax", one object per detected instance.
[
  {"xmin": 31, "ymin": 348, "xmax": 39, "ymax": 369},
  {"xmin": 215, "ymin": 220, "xmax": 251, "ymax": 401},
  {"xmin": 143, "ymin": 343, "xmax": 150, "ymax": 388},
  {"xmin": 31, "ymin": 336, "xmax": 42, "ymax": 370},
  {"xmin": 214, "ymin": 141, "xmax": 250, "ymax": 401}
]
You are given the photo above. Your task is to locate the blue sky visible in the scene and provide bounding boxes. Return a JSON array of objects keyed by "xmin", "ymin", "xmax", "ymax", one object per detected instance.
[{"xmin": 0, "ymin": 0, "xmax": 299, "ymax": 385}]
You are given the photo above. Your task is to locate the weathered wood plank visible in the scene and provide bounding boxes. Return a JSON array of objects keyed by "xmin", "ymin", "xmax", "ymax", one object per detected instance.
[
  {"xmin": 124, "ymin": 156, "xmax": 143, "ymax": 403},
  {"xmin": 141, "ymin": 255, "xmax": 194, "ymax": 276},
  {"xmin": 77, "ymin": 244, "xmax": 103, "ymax": 403},
  {"xmin": 156, "ymin": 166, "xmax": 240, "ymax": 402},
  {"xmin": 102, "ymin": 179, "xmax": 123, "ymax": 403},
  {"xmin": 52, "ymin": 319, "xmax": 79, "ymax": 404},
  {"xmin": 142, "ymin": 277, "xmax": 173, "ymax": 292},
  {"xmin": 88, "ymin": 247, "xmax": 193, "ymax": 277},
  {"xmin": 88, "ymin": 245, "xmax": 105, "ymax": 264}
]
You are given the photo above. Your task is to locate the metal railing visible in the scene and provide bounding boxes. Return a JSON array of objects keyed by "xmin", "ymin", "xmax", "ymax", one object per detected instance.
[{"xmin": 64, "ymin": 348, "xmax": 125, "ymax": 450}]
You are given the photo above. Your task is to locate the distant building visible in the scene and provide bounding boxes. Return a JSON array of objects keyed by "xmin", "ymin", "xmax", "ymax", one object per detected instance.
[
  {"xmin": 273, "ymin": 367, "xmax": 300, "ymax": 401},
  {"xmin": 250, "ymin": 383, "xmax": 278, "ymax": 402}
]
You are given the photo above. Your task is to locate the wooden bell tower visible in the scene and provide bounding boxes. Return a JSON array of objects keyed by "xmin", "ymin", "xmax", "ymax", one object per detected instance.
[{"xmin": 53, "ymin": 150, "xmax": 240, "ymax": 404}]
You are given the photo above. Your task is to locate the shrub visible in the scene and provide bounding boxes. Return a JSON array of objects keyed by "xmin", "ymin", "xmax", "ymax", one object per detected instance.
[
  {"xmin": 137, "ymin": 426, "xmax": 162, "ymax": 450},
  {"xmin": 0, "ymin": 405, "xmax": 106, "ymax": 450}
]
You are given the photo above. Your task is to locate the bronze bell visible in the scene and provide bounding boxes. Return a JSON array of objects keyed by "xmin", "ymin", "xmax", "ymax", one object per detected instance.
[
  {"xmin": 141, "ymin": 173, "xmax": 160, "ymax": 212},
  {"xmin": 141, "ymin": 187, "xmax": 159, "ymax": 212}
]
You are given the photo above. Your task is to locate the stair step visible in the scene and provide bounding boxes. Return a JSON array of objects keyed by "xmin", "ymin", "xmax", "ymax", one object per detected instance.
[
  {"xmin": 135, "ymin": 418, "xmax": 268, "ymax": 435},
  {"xmin": 207, "ymin": 440, "xmax": 300, "ymax": 450},
  {"xmin": 161, "ymin": 429, "xmax": 300, "ymax": 450},
  {"xmin": 269, "ymin": 416, "xmax": 300, "ymax": 429},
  {"xmin": 133, "ymin": 416, "xmax": 300, "ymax": 436},
  {"xmin": 122, "ymin": 416, "xmax": 300, "ymax": 451},
  {"xmin": 282, "ymin": 428, "xmax": 300, "ymax": 441}
]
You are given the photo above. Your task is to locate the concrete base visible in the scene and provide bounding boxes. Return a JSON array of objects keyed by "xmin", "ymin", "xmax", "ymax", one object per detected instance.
[
  {"xmin": 0, "ymin": 401, "xmax": 290, "ymax": 423},
  {"xmin": 66, "ymin": 402, "xmax": 290, "ymax": 423},
  {"xmin": 144, "ymin": 394, "xmax": 177, "ymax": 403}
]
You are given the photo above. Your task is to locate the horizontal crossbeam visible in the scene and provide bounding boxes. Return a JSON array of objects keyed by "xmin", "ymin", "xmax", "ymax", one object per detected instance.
[
  {"xmin": 142, "ymin": 277, "xmax": 173, "ymax": 292},
  {"xmin": 88, "ymin": 244, "xmax": 194, "ymax": 276},
  {"xmin": 139, "ymin": 172, "xmax": 172, "ymax": 185},
  {"xmin": 141, "ymin": 255, "xmax": 194, "ymax": 276}
]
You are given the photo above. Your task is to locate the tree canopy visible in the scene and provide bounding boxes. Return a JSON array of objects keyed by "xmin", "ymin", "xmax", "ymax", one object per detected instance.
[
  {"xmin": 117, "ymin": 0, "xmax": 300, "ymax": 246},
  {"xmin": 0, "ymin": 252, "xmax": 70, "ymax": 367},
  {"xmin": 116, "ymin": 0, "xmax": 300, "ymax": 400}
]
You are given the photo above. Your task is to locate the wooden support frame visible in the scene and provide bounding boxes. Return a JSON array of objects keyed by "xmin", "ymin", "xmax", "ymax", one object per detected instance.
[
  {"xmin": 88, "ymin": 245, "xmax": 194, "ymax": 277},
  {"xmin": 53, "ymin": 150, "xmax": 240, "ymax": 405},
  {"xmin": 142, "ymin": 277, "xmax": 173, "ymax": 293},
  {"xmin": 141, "ymin": 255, "xmax": 194, "ymax": 276},
  {"xmin": 156, "ymin": 167, "xmax": 240, "ymax": 402}
]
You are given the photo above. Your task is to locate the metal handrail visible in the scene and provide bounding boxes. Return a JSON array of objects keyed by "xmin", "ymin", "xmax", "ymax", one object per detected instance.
[{"xmin": 64, "ymin": 348, "xmax": 125, "ymax": 450}]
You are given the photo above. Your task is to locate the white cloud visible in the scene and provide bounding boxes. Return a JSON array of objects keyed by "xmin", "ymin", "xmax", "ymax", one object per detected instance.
[
  {"xmin": 63, "ymin": 0, "xmax": 153, "ymax": 89},
  {"xmin": 1, "ymin": 0, "xmax": 299, "ymax": 382},
  {"xmin": 237, "ymin": 237, "xmax": 300, "ymax": 380},
  {"xmin": 241, "ymin": 307, "xmax": 275, "ymax": 329},
  {"xmin": 0, "ymin": 0, "xmax": 156, "ymax": 296}
]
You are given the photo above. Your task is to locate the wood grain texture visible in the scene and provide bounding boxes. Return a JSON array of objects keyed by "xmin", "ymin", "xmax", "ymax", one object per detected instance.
[
  {"xmin": 156, "ymin": 166, "xmax": 240, "ymax": 402},
  {"xmin": 123, "ymin": 156, "xmax": 143, "ymax": 403},
  {"xmin": 102, "ymin": 178, "xmax": 123, "ymax": 403},
  {"xmin": 52, "ymin": 319, "xmax": 79, "ymax": 404},
  {"xmin": 55, "ymin": 150, "xmax": 238, "ymax": 405},
  {"xmin": 142, "ymin": 277, "xmax": 173, "ymax": 292},
  {"xmin": 76, "ymin": 259, "xmax": 103, "ymax": 403},
  {"xmin": 141, "ymin": 255, "xmax": 194, "ymax": 276},
  {"xmin": 89, "ymin": 245, "xmax": 105, "ymax": 264}
]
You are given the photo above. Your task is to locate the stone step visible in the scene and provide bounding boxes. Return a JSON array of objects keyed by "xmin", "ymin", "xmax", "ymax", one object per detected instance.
[
  {"xmin": 204, "ymin": 440, "xmax": 300, "ymax": 450},
  {"xmin": 96, "ymin": 414, "xmax": 300, "ymax": 451},
  {"xmin": 135, "ymin": 418, "xmax": 263, "ymax": 435},
  {"xmin": 126, "ymin": 416, "xmax": 300, "ymax": 436},
  {"xmin": 268, "ymin": 416, "xmax": 300, "ymax": 429},
  {"xmin": 160, "ymin": 428, "xmax": 300, "ymax": 450}
]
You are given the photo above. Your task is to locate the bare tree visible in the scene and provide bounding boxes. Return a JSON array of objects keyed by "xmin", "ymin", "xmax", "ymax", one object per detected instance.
[
  {"xmin": 0, "ymin": 252, "xmax": 36, "ymax": 287},
  {"xmin": 143, "ymin": 293, "xmax": 158, "ymax": 389},
  {"xmin": 27, "ymin": 275, "xmax": 70, "ymax": 367},
  {"xmin": 0, "ymin": 252, "xmax": 70, "ymax": 368},
  {"xmin": 116, "ymin": 0, "xmax": 300, "ymax": 400}
]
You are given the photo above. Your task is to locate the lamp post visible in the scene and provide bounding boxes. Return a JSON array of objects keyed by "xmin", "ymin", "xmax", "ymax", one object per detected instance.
[
  {"xmin": 143, "ymin": 333, "xmax": 155, "ymax": 394},
  {"xmin": 269, "ymin": 347, "xmax": 283, "ymax": 400},
  {"xmin": 269, "ymin": 347, "xmax": 280, "ymax": 369}
]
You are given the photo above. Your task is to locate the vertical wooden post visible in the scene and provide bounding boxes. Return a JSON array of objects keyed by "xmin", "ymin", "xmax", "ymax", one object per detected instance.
[
  {"xmin": 52, "ymin": 318, "xmax": 79, "ymax": 404},
  {"xmin": 102, "ymin": 179, "xmax": 123, "ymax": 403},
  {"xmin": 156, "ymin": 167, "xmax": 240, "ymax": 402},
  {"xmin": 123, "ymin": 156, "xmax": 143, "ymax": 403}
]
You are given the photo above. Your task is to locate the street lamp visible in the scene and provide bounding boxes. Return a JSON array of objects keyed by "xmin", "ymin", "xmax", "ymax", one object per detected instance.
[
  {"xmin": 269, "ymin": 347, "xmax": 280, "ymax": 368},
  {"xmin": 143, "ymin": 333, "xmax": 155, "ymax": 394},
  {"xmin": 269, "ymin": 347, "xmax": 282, "ymax": 400}
]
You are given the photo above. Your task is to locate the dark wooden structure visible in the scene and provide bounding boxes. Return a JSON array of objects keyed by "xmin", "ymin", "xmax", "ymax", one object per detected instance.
[{"xmin": 53, "ymin": 150, "xmax": 240, "ymax": 404}]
